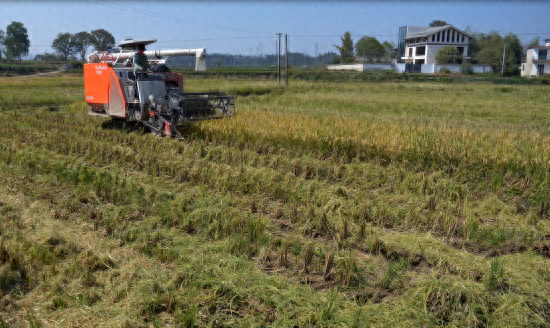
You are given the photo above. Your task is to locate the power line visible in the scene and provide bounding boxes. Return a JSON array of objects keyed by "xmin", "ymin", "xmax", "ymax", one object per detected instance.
[
  {"xmin": 30, "ymin": 36, "xmax": 274, "ymax": 48},
  {"xmin": 156, "ymin": 36, "xmax": 274, "ymax": 43},
  {"xmin": 83, "ymin": 0, "xmax": 275, "ymax": 36},
  {"xmin": 292, "ymin": 32, "xmax": 550, "ymax": 38},
  {"xmin": 292, "ymin": 34, "xmax": 399, "ymax": 38}
]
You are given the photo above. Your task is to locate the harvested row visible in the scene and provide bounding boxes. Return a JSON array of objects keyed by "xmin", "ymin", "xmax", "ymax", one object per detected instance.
[{"xmin": 2, "ymin": 106, "xmax": 547, "ymax": 253}]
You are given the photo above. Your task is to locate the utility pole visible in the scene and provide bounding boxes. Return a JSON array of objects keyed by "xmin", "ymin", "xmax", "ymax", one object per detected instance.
[
  {"xmin": 285, "ymin": 34, "xmax": 289, "ymax": 86},
  {"xmin": 277, "ymin": 33, "xmax": 282, "ymax": 85},
  {"xmin": 315, "ymin": 43, "xmax": 319, "ymax": 65},
  {"xmin": 502, "ymin": 44, "xmax": 508, "ymax": 77}
]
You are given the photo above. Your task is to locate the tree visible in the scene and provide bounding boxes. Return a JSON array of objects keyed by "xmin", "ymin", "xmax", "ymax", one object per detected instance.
[
  {"xmin": 355, "ymin": 36, "xmax": 385, "ymax": 63},
  {"xmin": 52, "ymin": 33, "xmax": 77, "ymax": 61},
  {"xmin": 333, "ymin": 31, "xmax": 354, "ymax": 64},
  {"xmin": 429, "ymin": 20, "xmax": 448, "ymax": 27},
  {"xmin": 34, "ymin": 52, "xmax": 63, "ymax": 61},
  {"xmin": 89, "ymin": 29, "xmax": 115, "ymax": 52},
  {"xmin": 4, "ymin": 21, "xmax": 30, "ymax": 60},
  {"xmin": 0, "ymin": 29, "xmax": 4, "ymax": 61},
  {"xmin": 381, "ymin": 41, "xmax": 397, "ymax": 62},
  {"xmin": 73, "ymin": 31, "xmax": 92, "ymax": 61},
  {"xmin": 503, "ymin": 32, "xmax": 522, "ymax": 68},
  {"xmin": 470, "ymin": 31, "xmax": 522, "ymax": 74},
  {"xmin": 436, "ymin": 46, "xmax": 461, "ymax": 64},
  {"xmin": 527, "ymin": 36, "xmax": 541, "ymax": 47}
]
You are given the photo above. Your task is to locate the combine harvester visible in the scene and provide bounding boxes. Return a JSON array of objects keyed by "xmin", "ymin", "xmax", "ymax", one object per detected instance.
[{"xmin": 84, "ymin": 39, "xmax": 234, "ymax": 139}]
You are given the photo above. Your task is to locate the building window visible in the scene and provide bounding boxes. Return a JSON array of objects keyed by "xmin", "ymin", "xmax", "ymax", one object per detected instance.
[
  {"xmin": 416, "ymin": 46, "xmax": 426, "ymax": 56},
  {"xmin": 447, "ymin": 30, "xmax": 450, "ymax": 42},
  {"xmin": 540, "ymin": 50, "xmax": 547, "ymax": 60},
  {"xmin": 462, "ymin": 35, "xmax": 465, "ymax": 42},
  {"xmin": 522, "ymin": 64, "xmax": 525, "ymax": 71},
  {"xmin": 432, "ymin": 35, "xmax": 435, "ymax": 42},
  {"xmin": 409, "ymin": 48, "xmax": 413, "ymax": 57},
  {"xmin": 437, "ymin": 33, "xmax": 440, "ymax": 42},
  {"xmin": 457, "ymin": 47, "xmax": 464, "ymax": 56},
  {"xmin": 451, "ymin": 31, "xmax": 455, "ymax": 42}
]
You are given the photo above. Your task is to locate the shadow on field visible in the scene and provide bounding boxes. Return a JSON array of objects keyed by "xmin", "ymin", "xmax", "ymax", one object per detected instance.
[{"xmin": 101, "ymin": 119, "xmax": 149, "ymax": 135}]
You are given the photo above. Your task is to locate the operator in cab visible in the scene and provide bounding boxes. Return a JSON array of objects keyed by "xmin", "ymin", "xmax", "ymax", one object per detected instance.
[{"xmin": 133, "ymin": 43, "xmax": 152, "ymax": 75}]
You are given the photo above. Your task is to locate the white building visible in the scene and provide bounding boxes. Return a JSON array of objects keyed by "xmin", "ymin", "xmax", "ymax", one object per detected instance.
[
  {"xmin": 399, "ymin": 25, "xmax": 474, "ymax": 65},
  {"xmin": 521, "ymin": 39, "xmax": 550, "ymax": 77}
]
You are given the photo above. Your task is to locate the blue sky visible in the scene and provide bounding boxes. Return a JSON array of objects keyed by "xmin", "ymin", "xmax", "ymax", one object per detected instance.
[{"xmin": 1, "ymin": 0, "xmax": 549, "ymax": 58}]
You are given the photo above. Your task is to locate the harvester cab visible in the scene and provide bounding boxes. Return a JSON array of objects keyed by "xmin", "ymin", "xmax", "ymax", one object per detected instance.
[{"xmin": 84, "ymin": 38, "xmax": 233, "ymax": 139}]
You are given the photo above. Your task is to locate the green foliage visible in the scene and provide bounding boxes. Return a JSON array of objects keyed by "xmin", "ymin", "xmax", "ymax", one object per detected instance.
[
  {"xmin": 429, "ymin": 20, "xmax": 448, "ymax": 27},
  {"xmin": 169, "ymin": 51, "xmax": 339, "ymax": 68},
  {"xmin": 4, "ymin": 21, "xmax": 30, "ymax": 60},
  {"xmin": 176, "ymin": 303, "xmax": 198, "ymax": 328},
  {"xmin": 0, "ymin": 29, "xmax": 5, "ymax": 61},
  {"xmin": 461, "ymin": 64, "xmax": 474, "ymax": 75},
  {"xmin": 34, "ymin": 52, "xmax": 64, "ymax": 61},
  {"xmin": 320, "ymin": 292, "xmax": 338, "ymax": 322},
  {"xmin": 355, "ymin": 36, "xmax": 385, "ymax": 63},
  {"xmin": 89, "ymin": 28, "xmax": 115, "ymax": 52},
  {"xmin": 0, "ymin": 62, "xmax": 59, "ymax": 76},
  {"xmin": 334, "ymin": 31, "xmax": 354, "ymax": 63},
  {"xmin": 485, "ymin": 258, "xmax": 507, "ymax": 292},
  {"xmin": 436, "ymin": 46, "xmax": 461, "ymax": 64},
  {"xmin": 527, "ymin": 36, "xmax": 541, "ymax": 47},
  {"xmin": 73, "ymin": 31, "xmax": 92, "ymax": 61},
  {"xmin": 378, "ymin": 259, "xmax": 407, "ymax": 289},
  {"xmin": 0, "ymin": 315, "xmax": 8, "ymax": 328},
  {"xmin": 335, "ymin": 251, "xmax": 358, "ymax": 286},
  {"xmin": 381, "ymin": 40, "xmax": 397, "ymax": 62},
  {"xmin": 52, "ymin": 33, "xmax": 77, "ymax": 61},
  {"xmin": 470, "ymin": 31, "xmax": 522, "ymax": 75}
]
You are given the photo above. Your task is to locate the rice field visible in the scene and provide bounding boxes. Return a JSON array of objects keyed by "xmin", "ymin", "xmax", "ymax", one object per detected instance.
[{"xmin": 0, "ymin": 74, "xmax": 549, "ymax": 327}]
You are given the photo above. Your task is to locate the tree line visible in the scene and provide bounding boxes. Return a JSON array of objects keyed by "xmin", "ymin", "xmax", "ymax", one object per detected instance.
[
  {"xmin": 0, "ymin": 21, "xmax": 117, "ymax": 62},
  {"xmin": 433, "ymin": 29, "xmax": 539, "ymax": 74},
  {"xmin": 333, "ymin": 31, "xmax": 396, "ymax": 64},
  {"xmin": 44, "ymin": 29, "xmax": 116, "ymax": 61},
  {"xmin": 0, "ymin": 22, "xmax": 30, "ymax": 61},
  {"xmin": 167, "ymin": 51, "xmax": 339, "ymax": 68}
]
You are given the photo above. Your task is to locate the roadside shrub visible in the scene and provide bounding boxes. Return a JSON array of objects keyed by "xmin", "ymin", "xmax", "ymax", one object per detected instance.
[
  {"xmin": 435, "ymin": 77, "xmax": 453, "ymax": 83},
  {"xmin": 461, "ymin": 64, "xmax": 474, "ymax": 75}
]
